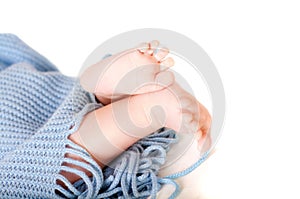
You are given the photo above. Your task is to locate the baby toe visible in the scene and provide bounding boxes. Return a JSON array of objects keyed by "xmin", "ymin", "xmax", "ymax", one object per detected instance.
[
  {"xmin": 136, "ymin": 42, "xmax": 148, "ymax": 54},
  {"xmin": 182, "ymin": 112, "xmax": 193, "ymax": 123},
  {"xmin": 180, "ymin": 98, "xmax": 199, "ymax": 117},
  {"xmin": 179, "ymin": 112, "xmax": 199, "ymax": 134},
  {"xmin": 160, "ymin": 57, "xmax": 174, "ymax": 70},
  {"xmin": 150, "ymin": 40, "xmax": 159, "ymax": 49},
  {"xmin": 190, "ymin": 120, "xmax": 200, "ymax": 133},
  {"xmin": 198, "ymin": 130, "xmax": 212, "ymax": 153},
  {"xmin": 146, "ymin": 40, "xmax": 159, "ymax": 55},
  {"xmin": 155, "ymin": 47, "xmax": 169, "ymax": 62},
  {"xmin": 155, "ymin": 70, "xmax": 175, "ymax": 87}
]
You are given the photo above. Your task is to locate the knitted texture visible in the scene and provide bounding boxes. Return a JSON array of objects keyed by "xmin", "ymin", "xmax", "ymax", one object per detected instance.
[
  {"xmin": 0, "ymin": 34, "xmax": 211, "ymax": 199},
  {"xmin": 0, "ymin": 34, "xmax": 183, "ymax": 199}
]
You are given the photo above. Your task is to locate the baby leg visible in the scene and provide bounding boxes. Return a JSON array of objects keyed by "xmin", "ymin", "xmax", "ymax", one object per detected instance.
[{"xmin": 71, "ymin": 83, "xmax": 211, "ymax": 168}]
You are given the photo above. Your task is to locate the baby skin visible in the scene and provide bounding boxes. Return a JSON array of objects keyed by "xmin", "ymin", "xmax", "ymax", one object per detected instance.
[{"xmin": 66, "ymin": 41, "xmax": 211, "ymax": 184}]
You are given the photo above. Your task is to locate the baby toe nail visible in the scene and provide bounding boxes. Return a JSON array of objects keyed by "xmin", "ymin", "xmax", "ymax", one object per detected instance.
[
  {"xmin": 182, "ymin": 113, "xmax": 193, "ymax": 123},
  {"xmin": 137, "ymin": 42, "xmax": 148, "ymax": 53},
  {"xmin": 161, "ymin": 57, "xmax": 174, "ymax": 67},
  {"xmin": 190, "ymin": 121, "xmax": 199, "ymax": 132},
  {"xmin": 147, "ymin": 49, "xmax": 154, "ymax": 55},
  {"xmin": 181, "ymin": 97, "xmax": 192, "ymax": 107},
  {"xmin": 150, "ymin": 40, "xmax": 159, "ymax": 48},
  {"xmin": 155, "ymin": 48, "xmax": 169, "ymax": 61}
]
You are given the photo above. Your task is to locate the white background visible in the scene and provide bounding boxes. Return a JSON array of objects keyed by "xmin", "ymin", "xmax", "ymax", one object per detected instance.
[{"xmin": 1, "ymin": 1, "xmax": 299, "ymax": 198}]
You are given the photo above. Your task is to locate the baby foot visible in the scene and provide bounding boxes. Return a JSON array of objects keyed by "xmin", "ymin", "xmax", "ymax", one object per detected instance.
[
  {"xmin": 124, "ymin": 83, "xmax": 212, "ymax": 186},
  {"xmin": 80, "ymin": 40, "xmax": 175, "ymax": 103},
  {"xmin": 128, "ymin": 82, "xmax": 211, "ymax": 148}
]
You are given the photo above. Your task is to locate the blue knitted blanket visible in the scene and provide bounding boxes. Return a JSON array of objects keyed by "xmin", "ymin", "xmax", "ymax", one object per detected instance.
[{"xmin": 0, "ymin": 34, "xmax": 183, "ymax": 199}]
